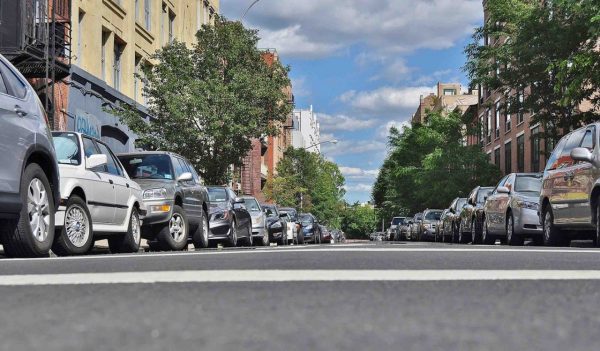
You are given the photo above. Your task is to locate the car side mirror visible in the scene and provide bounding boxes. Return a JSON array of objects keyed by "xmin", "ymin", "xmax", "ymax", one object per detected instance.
[
  {"xmin": 571, "ymin": 147, "xmax": 593, "ymax": 163},
  {"xmin": 86, "ymin": 154, "xmax": 107, "ymax": 170},
  {"xmin": 177, "ymin": 172, "xmax": 193, "ymax": 182},
  {"xmin": 497, "ymin": 186, "xmax": 510, "ymax": 194}
]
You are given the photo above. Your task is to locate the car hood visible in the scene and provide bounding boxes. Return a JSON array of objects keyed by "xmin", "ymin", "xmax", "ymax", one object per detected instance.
[
  {"xmin": 209, "ymin": 202, "xmax": 228, "ymax": 213},
  {"xmin": 514, "ymin": 193, "xmax": 540, "ymax": 203}
]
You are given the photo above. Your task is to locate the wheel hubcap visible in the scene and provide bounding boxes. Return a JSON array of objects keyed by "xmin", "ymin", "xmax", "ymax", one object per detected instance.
[
  {"xmin": 131, "ymin": 212, "xmax": 140, "ymax": 244},
  {"xmin": 65, "ymin": 205, "xmax": 89, "ymax": 247},
  {"xmin": 507, "ymin": 217, "xmax": 513, "ymax": 241},
  {"xmin": 544, "ymin": 212, "xmax": 551, "ymax": 241},
  {"xmin": 27, "ymin": 178, "xmax": 50, "ymax": 243},
  {"xmin": 169, "ymin": 214, "xmax": 185, "ymax": 242},
  {"xmin": 202, "ymin": 215, "xmax": 209, "ymax": 243}
]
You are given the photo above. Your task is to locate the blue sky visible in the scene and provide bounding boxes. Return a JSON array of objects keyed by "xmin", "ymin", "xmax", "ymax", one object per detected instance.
[{"xmin": 222, "ymin": 0, "xmax": 484, "ymax": 203}]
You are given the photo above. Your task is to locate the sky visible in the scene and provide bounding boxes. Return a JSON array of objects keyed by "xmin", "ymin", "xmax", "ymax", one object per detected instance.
[{"xmin": 222, "ymin": 0, "xmax": 484, "ymax": 204}]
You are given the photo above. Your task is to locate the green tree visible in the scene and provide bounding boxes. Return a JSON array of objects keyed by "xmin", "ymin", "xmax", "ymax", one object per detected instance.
[
  {"xmin": 114, "ymin": 17, "xmax": 292, "ymax": 184},
  {"xmin": 340, "ymin": 203, "xmax": 378, "ymax": 239},
  {"xmin": 465, "ymin": 0, "xmax": 600, "ymax": 141},
  {"xmin": 373, "ymin": 111, "xmax": 501, "ymax": 218}
]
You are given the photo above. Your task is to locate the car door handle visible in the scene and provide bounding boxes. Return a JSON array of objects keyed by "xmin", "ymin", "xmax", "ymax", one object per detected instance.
[
  {"xmin": 126, "ymin": 183, "xmax": 130, "ymax": 188},
  {"xmin": 14, "ymin": 106, "xmax": 27, "ymax": 117},
  {"xmin": 109, "ymin": 179, "xmax": 114, "ymax": 185}
]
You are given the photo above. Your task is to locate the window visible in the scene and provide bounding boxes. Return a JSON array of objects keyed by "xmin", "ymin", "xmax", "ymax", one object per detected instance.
[
  {"xmin": 134, "ymin": 54, "xmax": 142, "ymax": 102},
  {"xmin": 517, "ymin": 134, "xmax": 525, "ymax": 172},
  {"xmin": 113, "ymin": 40, "xmax": 124, "ymax": 90},
  {"xmin": 96, "ymin": 142, "xmax": 122, "ymax": 176},
  {"xmin": 208, "ymin": 188, "xmax": 227, "ymax": 202},
  {"xmin": 495, "ymin": 101, "xmax": 500, "ymax": 139},
  {"xmin": 77, "ymin": 10, "xmax": 85, "ymax": 66},
  {"xmin": 517, "ymin": 90, "xmax": 525, "ymax": 124},
  {"xmin": 101, "ymin": 31, "xmax": 110, "ymax": 81},
  {"xmin": 443, "ymin": 89, "xmax": 456, "ymax": 96},
  {"xmin": 83, "ymin": 137, "xmax": 105, "ymax": 172},
  {"xmin": 531, "ymin": 127, "xmax": 540, "ymax": 173},
  {"xmin": 545, "ymin": 136, "xmax": 567, "ymax": 171},
  {"xmin": 135, "ymin": 0, "xmax": 140, "ymax": 22},
  {"xmin": 486, "ymin": 109, "xmax": 492, "ymax": 144},
  {"xmin": 168, "ymin": 10, "xmax": 175, "ymax": 43},
  {"xmin": 144, "ymin": 0, "xmax": 151, "ymax": 30},
  {"xmin": 118, "ymin": 154, "xmax": 174, "ymax": 180},
  {"xmin": 505, "ymin": 100, "xmax": 511, "ymax": 132},
  {"xmin": 479, "ymin": 115, "xmax": 485, "ymax": 146},
  {"xmin": 172, "ymin": 157, "xmax": 186, "ymax": 178},
  {"xmin": 558, "ymin": 129, "xmax": 585, "ymax": 169},
  {"xmin": 505, "ymin": 141, "xmax": 512, "ymax": 174},
  {"xmin": 0, "ymin": 71, "xmax": 7, "ymax": 95},
  {"xmin": 0, "ymin": 61, "xmax": 27, "ymax": 99},
  {"xmin": 494, "ymin": 148, "xmax": 501, "ymax": 168},
  {"xmin": 581, "ymin": 128, "xmax": 595, "ymax": 150}
]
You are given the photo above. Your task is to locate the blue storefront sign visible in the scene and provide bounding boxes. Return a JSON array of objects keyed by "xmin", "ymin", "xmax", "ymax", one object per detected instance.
[{"xmin": 75, "ymin": 110, "xmax": 101, "ymax": 139}]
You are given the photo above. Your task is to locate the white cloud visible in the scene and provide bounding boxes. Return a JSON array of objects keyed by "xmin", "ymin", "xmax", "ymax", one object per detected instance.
[
  {"xmin": 340, "ymin": 86, "xmax": 434, "ymax": 116},
  {"xmin": 322, "ymin": 139, "xmax": 386, "ymax": 157},
  {"xmin": 378, "ymin": 120, "xmax": 411, "ymax": 138},
  {"xmin": 344, "ymin": 183, "xmax": 373, "ymax": 192},
  {"xmin": 223, "ymin": 0, "xmax": 483, "ymax": 59},
  {"xmin": 340, "ymin": 167, "xmax": 379, "ymax": 179},
  {"xmin": 317, "ymin": 113, "xmax": 377, "ymax": 132},
  {"xmin": 291, "ymin": 76, "xmax": 311, "ymax": 97}
]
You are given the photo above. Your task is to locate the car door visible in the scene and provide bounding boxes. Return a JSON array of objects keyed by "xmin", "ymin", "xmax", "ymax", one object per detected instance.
[
  {"xmin": 0, "ymin": 59, "xmax": 36, "ymax": 196},
  {"xmin": 95, "ymin": 141, "xmax": 131, "ymax": 226},
  {"xmin": 551, "ymin": 129, "xmax": 585, "ymax": 224},
  {"xmin": 82, "ymin": 137, "xmax": 117, "ymax": 225},
  {"xmin": 230, "ymin": 188, "xmax": 251, "ymax": 234},
  {"xmin": 570, "ymin": 127, "xmax": 596, "ymax": 224},
  {"xmin": 543, "ymin": 135, "xmax": 568, "ymax": 222},
  {"xmin": 486, "ymin": 176, "xmax": 508, "ymax": 234},
  {"xmin": 463, "ymin": 189, "xmax": 477, "ymax": 231}
]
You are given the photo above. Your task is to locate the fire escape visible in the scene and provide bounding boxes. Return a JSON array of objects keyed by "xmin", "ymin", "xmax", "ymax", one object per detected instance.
[{"xmin": 0, "ymin": 0, "xmax": 71, "ymax": 128}]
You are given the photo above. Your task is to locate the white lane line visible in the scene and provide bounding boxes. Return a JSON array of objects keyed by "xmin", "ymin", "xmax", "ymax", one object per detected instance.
[{"xmin": 2, "ymin": 270, "xmax": 600, "ymax": 286}]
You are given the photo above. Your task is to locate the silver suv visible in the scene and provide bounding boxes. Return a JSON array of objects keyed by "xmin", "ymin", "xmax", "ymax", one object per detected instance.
[
  {"xmin": 540, "ymin": 123, "xmax": 600, "ymax": 246},
  {"xmin": 0, "ymin": 54, "xmax": 59, "ymax": 257}
]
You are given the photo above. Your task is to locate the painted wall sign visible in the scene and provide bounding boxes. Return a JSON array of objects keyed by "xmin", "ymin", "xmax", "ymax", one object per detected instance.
[{"xmin": 75, "ymin": 110, "xmax": 101, "ymax": 139}]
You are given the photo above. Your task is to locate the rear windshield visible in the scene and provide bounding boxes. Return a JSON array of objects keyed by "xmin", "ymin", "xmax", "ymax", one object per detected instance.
[
  {"xmin": 119, "ymin": 154, "xmax": 174, "ymax": 180},
  {"xmin": 208, "ymin": 188, "xmax": 227, "ymax": 202},
  {"xmin": 263, "ymin": 206, "xmax": 278, "ymax": 217},
  {"xmin": 53, "ymin": 132, "xmax": 81, "ymax": 165},
  {"xmin": 391, "ymin": 217, "xmax": 405, "ymax": 225},
  {"xmin": 424, "ymin": 211, "xmax": 442, "ymax": 221},
  {"xmin": 514, "ymin": 176, "xmax": 542, "ymax": 194}
]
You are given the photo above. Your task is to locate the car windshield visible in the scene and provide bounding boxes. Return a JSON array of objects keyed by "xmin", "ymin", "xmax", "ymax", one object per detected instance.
[
  {"xmin": 119, "ymin": 154, "xmax": 174, "ymax": 180},
  {"xmin": 514, "ymin": 176, "xmax": 542, "ymax": 194},
  {"xmin": 243, "ymin": 198, "xmax": 261, "ymax": 212},
  {"xmin": 457, "ymin": 198, "xmax": 467, "ymax": 209},
  {"xmin": 425, "ymin": 211, "xmax": 442, "ymax": 221},
  {"xmin": 263, "ymin": 206, "xmax": 278, "ymax": 217},
  {"xmin": 299, "ymin": 215, "xmax": 313, "ymax": 224},
  {"xmin": 52, "ymin": 133, "xmax": 81, "ymax": 165},
  {"xmin": 391, "ymin": 217, "xmax": 405, "ymax": 225},
  {"xmin": 207, "ymin": 188, "xmax": 227, "ymax": 203},
  {"xmin": 477, "ymin": 189, "xmax": 492, "ymax": 204}
]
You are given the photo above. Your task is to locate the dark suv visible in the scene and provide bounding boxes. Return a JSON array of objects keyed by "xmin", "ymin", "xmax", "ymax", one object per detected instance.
[
  {"xmin": 118, "ymin": 152, "xmax": 209, "ymax": 251},
  {"xmin": 0, "ymin": 54, "xmax": 60, "ymax": 257}
]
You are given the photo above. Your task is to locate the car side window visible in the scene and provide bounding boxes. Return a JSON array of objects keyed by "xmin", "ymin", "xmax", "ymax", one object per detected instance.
[
  {"xmin": 580, "ymin": 128, "xmax": 595, "ymax": 150},
  {"xmin": 82, "ymin": 137, "xmax": 107, "ymax": 172},
  {"xmin": 504, "ymin": 175, "xmax": 515, "ymax": 192},
  {"xmin": 545, "ymin": 136, "xmax": 569, "ymax": 171},
  {"xmin": 0, "ymin": 61, "xmax": 27, "ymax": 99},
  {"xmin": 0, "ymin": 70, "xmax": 8, "ymax": 95},
  {"xmin": 96, "ymin": 142, "xmax": 122, "ymax": 176},
  {"xmin": 494, "ymin": 176, "xmax": 509, "ymax": 194},
  {"xmin": 185, "ymin": 161, "xmax": 202, "ymax": 184},
  {"xmin": 558, "ymin": 129, "xmax": 585, "ymax": 169}
]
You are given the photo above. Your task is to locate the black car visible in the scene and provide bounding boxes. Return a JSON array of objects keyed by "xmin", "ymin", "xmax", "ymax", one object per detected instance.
[
  {"xmin": 299, "ymin": 213, "xmax": 322, "ymax": 244},
  {"xmin": 207, "ymin": 186, "xmax": 252, "ymax": 246},
  {"xmin": 119, "ymin": 152, "xmax": 210, "ymax": 251},
  {"xmin": 262, "ymin": 204, "xmax": 287, "ymax": 245}
]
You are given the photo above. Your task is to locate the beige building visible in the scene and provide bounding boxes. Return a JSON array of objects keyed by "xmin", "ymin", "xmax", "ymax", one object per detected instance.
[{"xmin": 412, "ymin": 82, "xmax": 478, "ymax": 125}]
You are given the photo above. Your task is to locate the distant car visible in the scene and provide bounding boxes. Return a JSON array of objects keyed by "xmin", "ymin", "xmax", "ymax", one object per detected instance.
[
  {"xmin": 369, "ymin": 232, "xmax": 384, "ymax": 241},
  {"xmin": 279, "ymin": 207, "xmax": 303, "ymax": 244},
  {"xmin": 419, "ymin": 209, "xmax": 442, "ymax": 241},
  {"xmin": 395, "ymin": 217, "xmax": 410, "ymax": 241},
  {"xmin": 409, "ymin": 213, "xmax": 423, "ymax": 241},
  {"xmin": 436, "ymin": 209, "xmax": 450, "ymax": 242},
  {"xmin": 320, "ymin": 225, "xmax": 333, "ymax": 243},
  {"xmin": 387, "ymin": 217, "xmax": 406, "ymax": 241},
  {"xmin": 53, "ymin": 132, "xmax": 145, "ymax": 255},
  {"xmin": 240, "ymin": 196, "xmax": 269, "ymax": 246},
  {"xmin": 484, "ymin": 173, "xmax": 543, "ymax": 246},
  {"xmin": 0, "ymin": 54, "xmax": 60, "ymax": 258},
  {"xmin": 299, "ymin": 213, "xmax": 322, "ymax": 244},
  {"xmin": 442, "ymin": 197, "xmax": 467, "ymax": 243},
  {"xmin": 458, "ymin": 186, "xmax": 494, "ymax": 244},
  {"xmin": 118, "ymin": 152, "xmax": 210, "ymax": 251},
  {"xmin": 262, "ymin": 204, "xmax": 287, "ymax": 245},
  {"xmin": 207, "ymin": 186, "xmax": 252, "ymax": 246},
  {"xmin": 279, "ymin": 210, "xmax": 300, "ymax": 245}
]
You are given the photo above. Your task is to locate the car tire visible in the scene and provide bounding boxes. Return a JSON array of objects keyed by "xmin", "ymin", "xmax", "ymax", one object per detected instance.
[
  {"xmin": 244, "ymin": 225, "xmax": 253, "ymax": 247},
  {"xmin": 155, "ymin": 205, "xmax": 189, "ymax": 251},
  {"xmin": 542, "ymin": 206, "xmax": 566, "ymax": 247},
  {"xmin": 109, "ymin": 207, "xmax": 142, "ymax": 254},
  {"xmin": 0, "ymin": 164, "xmax": 55, "ymax": 258},
  {"xmin": 192, "ymin": 210, "xmax": 210, "ymax": 249},
  {"xmin": 595, "ymin": 201, "xmax": 600, "ymax": 248},
  {"xmin": 458, "ymin": 223, "xmax": 470, "ymax": 244},
  {"xmin": 227, "ymin": 220, "xmax": 238, "ymax": 247},
  {"xmin": 279, "ymin": 224, "xmax": 287, "ymax": 246},
  {"xmin": 297, "ymin": 229, "xmax": 304, "ymax": 245},
  {"xmin": 506, "ymin": 212, "xmax": 524, "ymax": 246},
  {"xmin": 452, "ymin": 223, "xmax": 459, "ymax": 244},
  {"xmin": 261, "ymin": 226, "xmax": 270, "ymax": 246},
  {"xmin": 471, "ymin": 218, "xmax": 482, "ymax": 245},
  {"xmin": 482, "ymin": 219, "xmax": 495, "ymax": 245},
  {"xmin": 52, "ymin": 195, "xmax": 94, "ymax": 256}
]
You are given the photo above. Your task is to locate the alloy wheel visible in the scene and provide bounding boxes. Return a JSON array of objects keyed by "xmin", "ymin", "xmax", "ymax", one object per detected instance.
[
  {"xmin": 131, "ymin": 211, "xmax": 141, "ymax": 245},
  {"xmin": 27, "ymin": 178, "xmax": 50, "ymax": 243},
  {"xmin": 169, "ymin": 214, "xmax": 186, "ymax": 242},
  {"xmin": 507, "ymin": 216, "xmax": 513, "ymax": 243},
  {"xmin": 65, "ymin": 204, "xmax": 90, "ymax": 248},
  {"xmin": 202, "ymin": 213, "xmax": 209, "ymax": 244},
  {"xmin": 544, "ymin": 211, "xmax": 552, "ymax": 242}
]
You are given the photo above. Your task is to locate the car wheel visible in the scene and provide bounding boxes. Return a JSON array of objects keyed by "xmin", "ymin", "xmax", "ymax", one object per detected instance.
[
  {"xmin": 52, "ymin": 195, "xmax": 94, "ymax": 256},
  {"xmin": 0, "ymin": 164, "xmax": 55, "ymax": 258},
  {"xmin": 595, "ymin": 202, "xmax": 600, "ymax": 248},
  {"xmin": 458, "ymin": 223, "xmax": 470, "ymax": 244},
  {"xmin": 227, "ymin": 220, "xmax": 238, "ymax": 247},
  {"xmin": 109, "ymin": 207, "xmax": 141, "ymax": 254},
  {"xmin": 261, "ymin": 226, "xmax": 270, "ymax": 246},
  {"xmin": 245, "ymin": 225, "xmax": 253, "ymax": 247},
  {"xmin": 506, "ymin": 213, "xmax": 524, "ymax": 246},
  {"xmin": 297, "ymin": 229, "xmax": 304, "ymax": 245},
  {"xmin": 543, "ymin": 206, "xmax": 566, "ymax": 247},
  {"xmin": 471, "ymin": 218, "xmax": 481, "ymax": 245},
  {"xmin": 192, "ymin": 210, "xmax": 210, "ymax": 249},
  {"xmin": 482, "ymin": 219, "xmax": 495, "ymax": 245},
  {"xmin": 155, "ymin": 205, "xmax": 189, "ymax": 251}
]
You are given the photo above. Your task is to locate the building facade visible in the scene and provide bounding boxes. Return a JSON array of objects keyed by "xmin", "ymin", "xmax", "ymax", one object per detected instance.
[
  {"xmin": 411, "ymin": 83, "xmax": 478, "ymax": 125},
  {"xmin": 292, "ymin": 105, "xmax": 321, "ymax": 153}
]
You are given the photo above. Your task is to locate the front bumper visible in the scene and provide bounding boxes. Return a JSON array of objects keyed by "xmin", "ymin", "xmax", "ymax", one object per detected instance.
[
  {"xmin": 514, "ymin": 208, "xmax": 542, "ymax": 235},
  {"xmin": 421, "ymin": 229, "xmax": 436, "ymax": 241},
  {"xmin": 209, "ymin": 218, "xmax": 232, "ymax": 239},
  {"xmin": 141, "ymin": 199, "xmax": 175, "ymax": 226},
  {"xmin": 252, "ymin": 226, "xmax": 267, "ymax": 238}
]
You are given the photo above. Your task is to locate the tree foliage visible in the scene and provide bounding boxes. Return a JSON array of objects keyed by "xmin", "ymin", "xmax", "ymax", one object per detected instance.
[
  {"xmin": 465, "ymin": 0, "xmax": 600, "ymax": 141},
  {"xmin": 265, "ymin": 147, "xmax": 345, "ymax": 228},
  {"xmin": 340, "ymin": 203, "xmax": 378, "ymax": 239},
  {"xmin": 373, "ymin": 112, "xmax": 501, "ymax": 219},
  {"xmin": 115, "ymin": 17, "xmax": 292, "ymax": 184}
]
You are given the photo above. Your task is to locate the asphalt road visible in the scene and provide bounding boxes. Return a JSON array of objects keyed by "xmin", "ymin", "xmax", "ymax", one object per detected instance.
[{"xmin": 1, "ymin": 241, "xmax": 600, "ymax": 350}]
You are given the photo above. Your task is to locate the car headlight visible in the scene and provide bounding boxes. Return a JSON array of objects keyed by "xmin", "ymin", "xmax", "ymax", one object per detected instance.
[
  {"xmin": 213, "ymin": 211, "xmax": 230, "ymax": 220},
  {"xmin": 516, "ymin": 200, "xmax": 539, "ymax": 210},
  {"xmin": 143, "ymin": 188, "xmax": 168, "ymax": 200},
  {"xmin": 252, "ymin": 216, "xmax": 264, "ymax": 226},
  {"xmin": 303, "ymin": 224, "xmax": 312, "ymax": 231}
]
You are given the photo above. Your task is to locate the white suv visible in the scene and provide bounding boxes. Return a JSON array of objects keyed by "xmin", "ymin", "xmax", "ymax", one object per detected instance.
[{"xmin": 51, "ymin": 132, "xmax": 146, "ymax": 255}]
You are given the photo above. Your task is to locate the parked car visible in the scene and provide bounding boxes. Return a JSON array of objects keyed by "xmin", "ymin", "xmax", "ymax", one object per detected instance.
[
  {"xmin": 387, "ymin": 217, "xmax": 406, "ymax": 241},
  {"xmin": 207, "ymin": 186, "xmax": 252, "ymax": 246},
  {"xmin": 0, "ymin": 54, "xmax": 60, "ymax": 257},
  {"xmin": 484, "ymin": 173, "xmax": 543, "ymax": 246},
  {"xmin": 279, "ymin": 207, "xmax": 303, "ymax": 244},
  {"xmin": 369, "ymin": 232, "xmax": 384, "ymax": 241},
  {"xmin": 539, "ymin": 124, "xmax": 600, "ymax": 246},
  {"xmin": 262, "ymin": 204, "xmax": 287, "ymax": 245},
  {"xmin": 320, "ymin": 225, "xmax": 333, "ymax": 243},
  {"xmin": 240, "ymin": 196, "xmax": 269, "ymax": 246},
  {"xmin": 395, "ymin": 217, "xmax": 410, "ymax": 241},
  {"xmin": 442, "ymin": 197, "xmax": 467, "ymax": 243},
  {"xmin": 408, "ymin": 213, "xmax": 423, "ymax": 241},
  {"xmin": 332, "ymin": 229, "xmax": 346, "ymax": 243},
  {"xmin": 299, "ymin": 213, "xmax": 322, "ymax": 244},
  {"xmin": 436, "ymin": 209, "xmax": 450, "ymax": 242},
  {"xmin": 118, "ymin": 152, "xmax": 209, "ymax": 251},
  {"xmin": 419, "ymin": 209, "xmax": 442, "ymax": 241},
  {"xmin": 52, "ymin": 132, "xmax": 145, "ymax": 255},
  {"xmin": 458, "ymin": 186, "xmax": 494, "ymax": 244}
]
